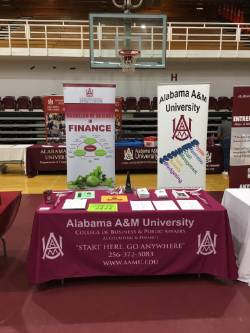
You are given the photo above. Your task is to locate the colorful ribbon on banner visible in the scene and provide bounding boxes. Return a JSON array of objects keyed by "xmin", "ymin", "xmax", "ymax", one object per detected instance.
[{"xmin": 159, "ymin": 139, "xmax": 205, "ymax": 183}]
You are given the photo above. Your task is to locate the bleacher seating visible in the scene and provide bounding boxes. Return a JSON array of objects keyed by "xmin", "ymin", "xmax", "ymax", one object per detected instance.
[
  {"xmin": 218, "ymin": 96, "xmax": 231, "ymax": 111},
  {"xmin": 16, "ymin": 96, "xmax": 31, "ymax": 111},
  {"xmin": 208, "ymin": 97, "xmax": 218, "ymax": 111},
  {"xmin": 124, "ymin": 97, "xmax": 137, "ymax": 112},
  {"xmin": 230, "ymin": 96, "xmax": 234, "ymax": 110},
  {"xmin": 138, "ymin": 97, "xmax": 151, "ymax": 111},
  {"xmin": 31, "ymin": 96, "xmax": 43, "ymax": 111},
  {"xmin": 2, "ymin": 96, "xmax": 16, "ymax": 111}
]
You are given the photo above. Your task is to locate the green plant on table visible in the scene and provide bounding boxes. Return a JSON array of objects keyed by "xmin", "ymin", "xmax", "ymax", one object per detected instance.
[{"xmin": 68, "ymin": 165, "xmax": 113, "ymax": 189}]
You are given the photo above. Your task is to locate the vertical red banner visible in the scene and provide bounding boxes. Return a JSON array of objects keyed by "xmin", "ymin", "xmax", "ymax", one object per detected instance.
[
  {"xmin": 229, "ymin": 87, "xmax": 250, "ymax": 188},
  {"xmin": 44, "ymin": 96, "xmax": 65, "ymax": 144}
]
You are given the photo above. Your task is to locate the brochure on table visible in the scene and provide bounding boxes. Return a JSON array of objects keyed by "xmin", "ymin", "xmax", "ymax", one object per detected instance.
[
  {"xmin": 157, "ymin": 83, "xmax": 209, "ymax": 189},
  {"xmin": 63, "ymin": 83, "xmax": 116, "ymax": 190},
  {"xmin": 39, "ymin": 189, "xmax": 206, "ymax": 212}
]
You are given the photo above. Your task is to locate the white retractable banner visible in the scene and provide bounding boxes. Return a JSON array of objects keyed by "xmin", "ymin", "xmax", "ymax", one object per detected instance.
[
  {"xmin": 157, "ymin": 84, "xmax": 209, "ymax": 189},
  {"xmin": 64, "ymin": 83, "xmax": 116, "ymax": 189}
]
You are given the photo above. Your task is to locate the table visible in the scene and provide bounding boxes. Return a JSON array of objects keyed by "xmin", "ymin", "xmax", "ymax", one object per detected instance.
[
  {"xmin": 26, "ymin": 144, "xmax": 66, "ymax": 177},
  {"xmin": 26, "ymin": 144, "xmax": 223, "ymax": 176},
  {"xmin": 0, "ymin": 144, "xmax": 31, "ymax": 172},
  {"xmin": 27, "ymin": 190, "xmax": 237, "ymax": 285},
  {"xmin": 0, "ymin": 191, "xmax": 22, "ymax": 256},
  {"xmin": 222, "ymin": 189, "xmax": 250, "ymax": 284}
]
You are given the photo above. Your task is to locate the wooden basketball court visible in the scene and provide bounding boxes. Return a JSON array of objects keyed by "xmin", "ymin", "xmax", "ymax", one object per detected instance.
[{"xmin": 0, "ymin": 164, "xmax": 229, "ymax": 193}]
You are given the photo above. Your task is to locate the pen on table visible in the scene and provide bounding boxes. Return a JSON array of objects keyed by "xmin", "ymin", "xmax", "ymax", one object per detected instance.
[
  {"xmin": 193, "ymin": 194, "xmax": 211, "ymax": 207},
  {"xmin": 53, "ymin": 191, "xmax": 72, "ymax": 208},
  {"xmin": 53, "ymin": 195, "xmax": 62, "ymax": 209}
]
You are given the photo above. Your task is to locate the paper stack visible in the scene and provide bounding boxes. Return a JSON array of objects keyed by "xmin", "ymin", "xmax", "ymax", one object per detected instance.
[
  {"xmin": 62, "ymin": 199, "xmax": 87, "ymax": 210},
  {"xmin": 172, "ymin": 190, "xmax": 190, "ymax": 199},
  {"xmin": 137, "ymin": 188, "xmax": 150, "ymax": 199},
  {"xmin": 155, "ymin": 189, "xmax": 168, "ymax": 199}
]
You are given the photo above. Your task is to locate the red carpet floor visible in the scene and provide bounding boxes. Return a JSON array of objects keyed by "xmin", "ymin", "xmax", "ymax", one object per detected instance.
[{"xmin": 1, "ymin": 193, "xmax": 250, "ymax": 333}]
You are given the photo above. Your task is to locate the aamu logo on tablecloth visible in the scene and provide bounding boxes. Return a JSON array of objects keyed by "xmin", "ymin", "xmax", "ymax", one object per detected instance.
[
  {"xmin": 124, "ymin": 148, "xmax": 134, "ymax": 161},
  {"xmin": 172, "ymin": 115, "xmax": 192, "ymax": 141},
  {"xmin": 247, "ymin": 168, "xmax": 250, "ymax": 179},
  {"xmin": 197, "ymin": 231, "xmax": 217, "ymax": 255},
  {"xmin": 42, "ymin": 232, "xmax": 64, "ymax": 260},
  {"xmin": 206, "ymin": 151, "xmax": 212, "ymax": 164}
]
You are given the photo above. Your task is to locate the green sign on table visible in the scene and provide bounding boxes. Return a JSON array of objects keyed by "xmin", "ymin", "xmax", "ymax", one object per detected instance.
[
  {"xmin": 87, "ymin": 203, "xmax": 118, "ymax": 212},
  {"xmin": 75, "ymin": 191, "xmax": 95, "ymax": 199}
]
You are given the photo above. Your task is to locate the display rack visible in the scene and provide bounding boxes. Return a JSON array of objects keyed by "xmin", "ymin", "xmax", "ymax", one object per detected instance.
[{"xmin": 0, "ymin": 111, "xmax": 46, "ymax": 143}]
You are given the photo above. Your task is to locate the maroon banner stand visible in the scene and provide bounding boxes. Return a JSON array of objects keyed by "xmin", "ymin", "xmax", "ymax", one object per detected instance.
[
  {"xmin": 230, "ymin": 87, "xmax": 250, "ymax": 188},
  {"xmin": 44, "ymin": 96, "xmax": 65, "ymax": 144}
]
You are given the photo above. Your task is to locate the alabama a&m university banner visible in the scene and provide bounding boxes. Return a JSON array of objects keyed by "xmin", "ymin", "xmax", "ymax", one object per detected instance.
[
  {"xmin": 230, "ymin": 87, "xmax": 250, "ymax": 188},
  {"xmin": 157, "ymin": 84, "xmax": 209, "ymax": 189},
  {"xmin": 63, "ymin": 83, "xmax": 116, "ymax": 189}
]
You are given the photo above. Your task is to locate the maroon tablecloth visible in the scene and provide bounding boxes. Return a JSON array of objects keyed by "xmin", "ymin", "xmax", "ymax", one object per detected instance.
[
  {"xmin": 206, "ymin": 144, "xmax": 223, "ymax": 174},
  {"xmin": 0, "ymin": 191, "xmax": 22, "ymax": 238},
  {"xmin": 116, "ymin": 147, "xmax": 157, "ymax": 170},
  {"xmin": 26, "ymin": 145, "xmax": 223, "ymax": 175},
  {"xmin": 26, "ymin": 190, "xmax": 237, "ymax": 284},
  {"xmin": 26, "ymin": 145, "xmax": 66, "ymax": 177}
]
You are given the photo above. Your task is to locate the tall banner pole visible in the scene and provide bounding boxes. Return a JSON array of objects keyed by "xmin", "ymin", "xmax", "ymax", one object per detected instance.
[
  {"xmin": 230, "ymin": 86, "xmax": 250, "ymax": 188},
  {"xmin": 63, "ymin": 83, "xmax": 116, "ymax": 189},
  {"xmin": 157, "ymin": 84, "xmax": 209, "ymax": 189}
]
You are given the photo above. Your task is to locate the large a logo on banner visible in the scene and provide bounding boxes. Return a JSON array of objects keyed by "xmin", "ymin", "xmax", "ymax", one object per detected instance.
[
  {"xmin": 197, "ymin": 231, "xmax": 217, "ymax": 255},
  {"xmin": 172, "ymin": 115, "xmax": 192, "ymax": 141},
  {"xmin": 42, "ymin": 233, "xmax": 64, "ymax": 260},
  {"xmin": 157, "ymin": 84, "xmax": 209, "ymax": 189}
]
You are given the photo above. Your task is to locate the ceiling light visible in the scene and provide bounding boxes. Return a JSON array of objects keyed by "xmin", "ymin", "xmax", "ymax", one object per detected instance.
[
  {"xmin": 196, "ymin": 7, "xmax": 204, "ymax": 10},
  {"xmin": 141, "ymin": 24, "xmax": 146, "ymax": 29}
]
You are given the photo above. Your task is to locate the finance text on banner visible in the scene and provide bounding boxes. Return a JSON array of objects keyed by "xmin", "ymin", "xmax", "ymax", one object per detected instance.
[
  {"xmin": 230, "ymin": 87, "xmax": 250, "ymax": 188},
  {"xmin": 63, "ymin": 83, "xmax": 116, "ymax": 189},
  {"xmin": 157, "ymin": 84, "xmax": 209, "ymax": 189}
]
